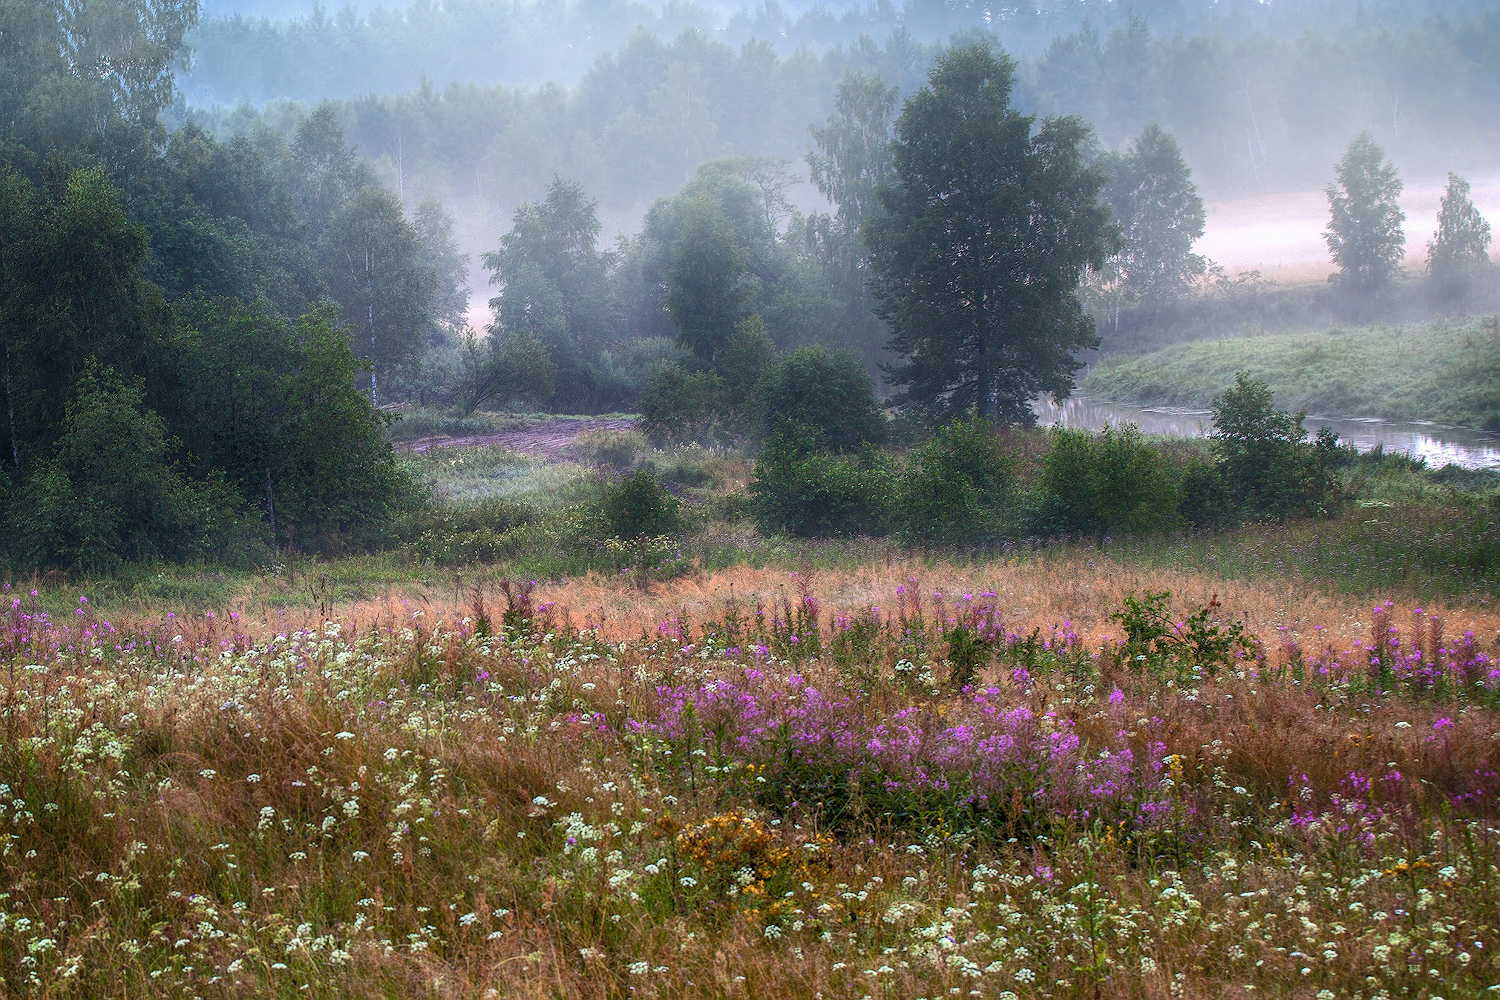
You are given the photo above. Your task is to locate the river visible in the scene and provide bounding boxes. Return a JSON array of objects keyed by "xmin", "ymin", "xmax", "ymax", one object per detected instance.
[{"xmin": 1032, "ymin": 396, "xmax": 1500, "ymax": 471}]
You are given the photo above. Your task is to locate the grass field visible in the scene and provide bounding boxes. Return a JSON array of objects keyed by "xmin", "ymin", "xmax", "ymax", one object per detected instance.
[
  {"xmin": 1083, "ymin": 313, "xmax": 1500, "ymax": 428},
  {"xmin": 4, "ymin": 428, "xmax": 1500, "ymax": 997},
  {"xmin": 2, "ymin": 559, "xmax": 1498, "ymax": 998}
]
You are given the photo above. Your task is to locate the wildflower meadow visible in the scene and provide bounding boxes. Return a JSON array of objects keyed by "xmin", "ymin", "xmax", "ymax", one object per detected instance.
[{"xmin": 0, "ymin": 573, "xmax": 1497, "ymax": 999}]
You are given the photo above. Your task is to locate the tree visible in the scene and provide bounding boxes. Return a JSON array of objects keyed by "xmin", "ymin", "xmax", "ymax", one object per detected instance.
[
  {"xmin": 288, "ymin": 105, "xmax": 369, "ymax": 241},
  {"xmin": 1099, "ymin": 124, "xmax": 1206, "ymax": 309},
  {"xmin": 18, "ymin": 365, "xmax": 206, "ymax": 570},
  {"xmin": 753, "ymin": 344, "xmax": 885, "ymax": 451},
  {"xmin": 485, "ymin": 177, "xmax": 613, "ymax": 351},
  {"xmin": 865, "ymin": 44, "xmax": 1118, "ymax": 425},
  {"xmin": 413, "ymin": 197, "xmax": 471, "ymax": 347},
  {"xmin": 805, "ymin": 71, "xmax": 898, "ymax": 367},
  {"xmin": 452, "ymin": 328, "xmax": 557, "ymax": 415},
  {"xmin": 1426, "ymin": 172, "xmax": 1492, "ymax": 296},
  {"xmin": 807, "ymin": 71, "xmax": 898, "ymax": 234},
  {"xmin": 318, "ymin": 185, "xmax": 438, "ymax": 406},
  {"xmin": 483, "ymin": 176, "xmax": 620, "ymax": 411},
  {"xmin": 664, "ymin": 196, "xmax": 751, "ymax": 365},
  {"xmin": 1324, "ymin": 132, "xmax": 1405, "ymax": 292},
  {"xmin": 1210, "ymin": 372, "xmax": 1340, "ymax": 519}
]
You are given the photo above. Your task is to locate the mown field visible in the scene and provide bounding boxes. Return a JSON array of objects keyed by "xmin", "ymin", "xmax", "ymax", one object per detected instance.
[
  {"xmin": 1083, "ymin": 313, "xmax": 1500, "ymax": 429},
  {"xmin": 2, "ymin": 422, "xmax": 1499, "ymax": 998}
]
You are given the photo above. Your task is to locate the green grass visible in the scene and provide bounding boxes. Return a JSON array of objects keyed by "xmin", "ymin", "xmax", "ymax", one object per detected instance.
[{"xmin": 1084, "ymin": 312, "xmax": 1500, "ymax": 428}]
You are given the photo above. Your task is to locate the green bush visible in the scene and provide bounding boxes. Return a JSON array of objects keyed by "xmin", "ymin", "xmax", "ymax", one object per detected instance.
[
  {"xmin": 1176, "ymin": 459, "xmax": 1234, "ymax": 529},
  {"xmin": 13, "ymin": 368, "xmax": 242, "ymax": 570},
  {"xmin": 600, "ymin": 468, "xmax": 681, "ymax": 539},
  {"xmin": 637, "ymin": 360, "xmax": 725, "ymax": 446},
  {"xmin": 749, "ymin": 422, "xmax": 893, "ymax": 537},
  {"xmin": 1211, "ymin": 372, "xmax": 1342, "ymax": 518},
  {"xmin": 571, "ymin": 428, "xmax": 647, "ymax": 470},
  {"xmin": 395, "ymin": 497, "xmax": 538, "ymax": 566},
  {"xmin": 753, "ymin": 345, "xmax": 886, "ymax": 451},
  {"xmin": 898, "ymin": 415, "xmax": 1018, "ymax": 544},
  {"xmin": 1033, "ymin": 424, "xmax": 1179, "ymax": 539}
]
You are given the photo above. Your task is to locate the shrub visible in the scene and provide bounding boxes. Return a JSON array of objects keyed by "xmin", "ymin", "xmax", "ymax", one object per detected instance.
[
  {"xmin": 753, "ymin": 345, "xmax": 886, "ymax": 451},
  {"xmin": 749, "ymin": 422, "xmax": 893, "ymax": 537},
  {"xmin": 716, "ymin": 314, "xmax": 775, "ymax": 409},
  {"xmin": 1111, "ymin": 590, "xmax": 1254, "ymax": 679},
  {"xmin": 600, "ymin": 468, "xmax": 681, "ymax": 539},
  {"xmin": 1176, "ymin": 458, "xmax": 1234, "ymax": 529},
  {"xmin": 898, "ymin": 415, "xmax": 1018, "ymax": 545},
  {"xmin": 395, "ymin": 497, "xmax": 538, "ymax": 566},
  {"xmin": 1033, "ymin": 423, "xmax": 1179, "ymax": 539},
  {"xmin": 637, "ymin": 360, "xmax": 725, "ymax": 446},
  {"xmin": 571, "ymin": 429, "xmax": 647, "ymax": 470},
  {"xmin": 1211, "ymin": 372, "xmax": 1342, "ymax": 518},
  {"xmin": 13, "ymin": 368, "xmax": 238, "ymax": 570}
]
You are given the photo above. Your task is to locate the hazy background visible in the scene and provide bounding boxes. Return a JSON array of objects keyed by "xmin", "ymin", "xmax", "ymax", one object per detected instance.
[{"xmin": 173, "ymin": 0, "xmax": 1500, "ymax": 325}]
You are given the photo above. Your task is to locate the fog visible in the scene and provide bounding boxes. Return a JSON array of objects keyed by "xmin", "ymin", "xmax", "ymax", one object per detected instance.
[{"xmin": 1202, "ymin": 173, "xmax": 1500, "ymax": 280}]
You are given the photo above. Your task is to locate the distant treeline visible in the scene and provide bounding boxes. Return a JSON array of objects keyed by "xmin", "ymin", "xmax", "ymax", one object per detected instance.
[{"xmin": 184, "ymin": 0, "xmax": 1500, "ymax": 220}]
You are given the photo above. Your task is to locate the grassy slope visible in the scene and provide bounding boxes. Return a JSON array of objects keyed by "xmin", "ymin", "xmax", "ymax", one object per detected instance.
[{"xmin": 1083, "ymin": 313, "xmax": 1500, "ymax": 426}]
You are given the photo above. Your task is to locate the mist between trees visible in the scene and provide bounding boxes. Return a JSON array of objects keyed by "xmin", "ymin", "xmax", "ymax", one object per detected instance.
[
  {"xmin": 1, "ymin": 0, "xmax": 1498, "ymax": 574},
  {"xmin": 180, "ymin": 0, "xmax": 1500, "ymax": 230}
]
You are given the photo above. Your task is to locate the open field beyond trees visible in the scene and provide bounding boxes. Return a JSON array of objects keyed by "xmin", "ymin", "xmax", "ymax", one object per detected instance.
[{"xmin": 1083, "ymin": 314, "xmax": 1500, "ymax": 430}]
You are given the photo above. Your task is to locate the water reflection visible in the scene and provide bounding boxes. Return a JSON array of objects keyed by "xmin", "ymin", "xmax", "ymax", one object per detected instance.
[{"xmin": 1032, "ymin": 395, "xmax": 1500, "ymax": 471}]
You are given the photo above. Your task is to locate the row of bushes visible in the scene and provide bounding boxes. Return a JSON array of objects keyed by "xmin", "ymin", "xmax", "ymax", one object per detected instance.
[
  {"xmin": 638, "ymin": 324, "xmax": 886, "ymax": 451},
  {"xmin": 749, "ymin": 375, "xmax": 1348, "ymax": 542}
]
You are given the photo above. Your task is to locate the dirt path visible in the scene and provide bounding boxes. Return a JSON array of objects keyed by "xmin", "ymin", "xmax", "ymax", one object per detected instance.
[{"xmin": 399, "ymin": 416, "xmax": 635, "ymax": 461}]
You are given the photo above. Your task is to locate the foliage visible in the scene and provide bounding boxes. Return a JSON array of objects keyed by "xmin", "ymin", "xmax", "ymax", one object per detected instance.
[
  {"xmin": 898, "ymin": 415, "xmax": 1018, "ymax": 545},
  {"xmin": 807, "ymin": 71, "xmax": 898, "ymax": 234},
  {"xmin": 394, "ymin": 496, "xmax": 536, "ymax": 566},
  {"xmin": 1034, "ymin": 423, "xmax": 1180, "ymax": 539},
  {"xmin": 483, "ymin": 177, "xmax": 622, "ymax": 412},
  {"xmin": 1210, "ymin": 372, "xmax": 1342, "ymax": 519},
  {"xmin": 1097, "ymin": 123, "xmax": 1206, "ymax": 309},
  {"xmin": 637, "ymin": 361, "xmax": 727, "ymax": 446},
  {"xmin": 570, "ymin": 428, "xmax": 647, "ymax": 470},
  {"xmin": 753, "ymin": 344, "xmax": 886, "ymax": 451},
  {"xmin": 451, "ymin": 327, "xmax": 557, "ymax": 415},
  {"xmin": 319, "ymin": 184, "xmax": 441, "ymax": 405},
  {"xmin": 598, "ymin": 468, "xmax": 681, "ymax": 540},
  {"xmin": 664, "ymin": 196, "xmax": 753, "ymax": 366},
  {"xmin": 1110, "ymin": 589, "xmax": 1254, "ymax": 677},
  {"xmin": 15, "ymin": 367, "xmax": 227, "ymax": 571},
  {"xmin": 749, "ymin": 422, "xmax": 893, "ymax": 538},
  {"xmin": 1427, "ymin": 172, "xmax": 1494, "ymax": 298},
  {"xmin": 1324, "ymin": 131, "xmax": 1405, "ymax": 293},
  {"xmin": 867, "ymin": 43, "xmax": 1118, "ymax": 425}
]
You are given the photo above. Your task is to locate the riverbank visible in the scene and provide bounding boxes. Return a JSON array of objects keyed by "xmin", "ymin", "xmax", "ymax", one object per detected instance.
[{"xmin": 1083, "ymin": 313, "xmax": 1500, "ymax": 430}]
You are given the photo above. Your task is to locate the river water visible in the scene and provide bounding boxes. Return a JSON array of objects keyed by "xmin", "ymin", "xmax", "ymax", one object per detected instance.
[{"xmin": 1032, "ymin": 396, "xmax": 1500, "ymax": 471}]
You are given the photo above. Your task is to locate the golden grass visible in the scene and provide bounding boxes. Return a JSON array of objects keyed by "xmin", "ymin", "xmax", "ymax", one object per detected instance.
[{"xmin": 311, "ymin": 554, "xmax": 1500, "ymax": 653}]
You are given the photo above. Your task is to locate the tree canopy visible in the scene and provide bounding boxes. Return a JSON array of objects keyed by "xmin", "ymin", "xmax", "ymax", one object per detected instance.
[
  {"xmin": 866, "ymin": 43, "xmax": 1118, "ymax": 425},
  {"xmin": 1324, "ymin": 132, "xmax": 1406, "ymax": 293}
]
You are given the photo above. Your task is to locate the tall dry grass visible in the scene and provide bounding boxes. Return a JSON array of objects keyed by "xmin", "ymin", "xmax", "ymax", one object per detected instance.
[{"xmin": 1, "ymin": 575, "xmax": 1497, "ymax": 998}]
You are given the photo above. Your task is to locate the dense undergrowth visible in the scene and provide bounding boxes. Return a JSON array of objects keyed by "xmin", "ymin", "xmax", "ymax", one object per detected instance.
[{"xmin": 1, "ymin": 581, "xmax": 1498, "ymax": 997}]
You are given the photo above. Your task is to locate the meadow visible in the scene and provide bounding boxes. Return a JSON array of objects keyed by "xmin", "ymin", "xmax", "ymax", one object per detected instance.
[
  {"xmin": 1083, "ymin": 313, "xmax": 1500, "ymax": 430},
  {"xmin": 1, "ymin": 558, "xmax": 1498, "ymax": 999},
  {"xmin": 1, "ymin": 420, "xmax": 1499, "ymax": 998}
]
